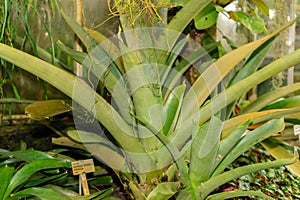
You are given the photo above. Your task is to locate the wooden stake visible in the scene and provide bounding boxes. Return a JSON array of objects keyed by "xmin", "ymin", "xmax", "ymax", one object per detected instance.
[{"xmin": 72, "ymin": 159, "xmax": 95, "ymax": 196}]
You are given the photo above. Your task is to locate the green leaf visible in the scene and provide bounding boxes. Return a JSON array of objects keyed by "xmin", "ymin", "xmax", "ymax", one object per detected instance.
[
  {"xmin": 73, "ymin": 188, "xmax": 114, "ymax": 200},
  {"xmin": 229, "ymin": 11, "xmax": 267, "ymax": 34},
  {"xmin": 222, "ymin": 36, "xmax": 237, "ymax": 50},
  {"xmin": 198, "ymin": 46, "xmax": 300, "ymax": 125},
  {"xmin": 146, "ymin": 182, "xmax": 180, "ymax": 200},
  {"xmin": 67, "ymin": 130, "xmax": 113, "ymax": 145},
  {"xmin": 0, "ymin": 98, "xmax": 34, "ymax": 104},
  {"xmin": 262, "ymin": 96, "xmax": 300, "ymax": 110},
  {"xmin": 67, "ymin": 130, "xmax": 128, "ymax": 171},
  {"xmin": 159, "ymin": 0, "xmax": 189, "ymax": 6},
  {"xmin": 194, "ymin": 3, "xmax": 218, "ymax": 30},
  {"xmin": 189, "ymin": 116, "xmax": 222, "ymax": 187},
  {"xmin": 0, "ymin": 165, "xmax": 14, "ymax": 200},
  {"xmin": 25, "ymin": 100, "xmax": 72, "ymax": 120},
  {"xmin": 207, "ymin": 190, "xmax": 274, "ymax": 200},
  {"xmin": 102, "ymin": 197, "xmax": 121, "ymax": 200},
  {"xmin": 158, "ymin": 0, "xmax": 211, "ymax": 50},
  {"xmin": 215, "ymin": 4, "xmax": 226, "ymax": 13},
  {"xmin": 0, "ymin": 43, "xmax": 148, "ymax": 155},
  {"xmin": 202, "ymin": 157, "xmax": 295, "ymax": 198},
  {"xmin": 57, "ymin": 40, "xmax": 87, "ymax": 64},
  {"xmin": 165, "ymin": 42, "xmax": 217, "ymax": 95},
  {"xmin": 261, "ymin": 138, "xmax": 300, "ymax": 178},
  {"xmin": 128, "ymin": 181, "xmax": 146, "ymax": 200},
  {"xmin": 216, "ymin": 0, "xmax": 232, "ymax": 6},
  {"xmin": 213, "ymin": 118, "xmax": 285, "ymax": 176},
  {"xmin": 43, "ymin": 185, "xmax": 80, "ymax": 196},
  {"xmin": 24, "ymin": 172, "xmax": 68, "ymax": 187},
  {"xmin": 239, "ymin": 82, "xmax": 300, "ymax": 114},
  {"xmin": 229, "ymin": 36, "xmax": 274, "ymax": 86},
  {"xmin": 182, "ymin": 20, "xmax": 295, "ymax": 122},
  {"xmin": 44, "ymin": 185, "xmax": 114, "ymax": 199},
  {"xmin": 216, "ymin": 120, "xmax": 251, "ymax": 167},
  {"xmin": 4, "ymin": 159, "xmax": 71, "ymax": 199},
  {"xmin": 161, "ymin": 36, "xmax": 188, "ymax": 84},
  {"xmin": 162, "ymin": 83, "xmax": 186, "ymax": 135},
  {"xmin": 0, "ymin": 149, "xmax": 54, "ymax": 162},
  {"xmin": 9, "ymin": 187, "xmax": 72, "ymax": 200},
  {"xmin": 225, "ymin": 35, "xmax": 275, "ymax": 118},
  {"xmin": 60, "ymin": 10, "xmax": 96, "ymax": 52},
  {"xmin": 89, "ymin": 176, "xmax": 113, "ymax": 185},
  {"xmin": 223, "ymin": 107, "xmax": 300, "ymax": 137},
  {"xmin": 252, "ymin": 0, "xmax": 269, "ymax": 16}
]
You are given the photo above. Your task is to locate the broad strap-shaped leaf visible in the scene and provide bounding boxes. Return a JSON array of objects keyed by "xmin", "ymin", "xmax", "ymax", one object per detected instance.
[
  {"xmin": 201, "ymin": 158, "xmax": 295, "ymax": 198},
  {"xmin": 52, "ymin": 137, "xmax": 86, "ymax": 150},
  {"xmin": 116, "ymin": 37, "xmax": 164, "ymax": 152},
  {"xmin": 162, "ymin": 83, "xmax": 186, "ymax": 135},
  {"xmin": 164, "ymin": 43, "xmax": 217, "ymax": 97},
  {"xmin": 60, "ymin": 10, "xmax": 96, "ymax": 52},
  {"xmin": 73, "ymin": 188, "xmax": 114, "ymax": 200},
  {"xmin": 67, "ymin": 130, "xmax": 128, "ymax": 171},
  {"xmin": 215, "ymin": 120, "xmax": 251, "ymax": 168},
  {"xmin": 182, "ymin": 20, "xmax": 295, "ymax": 121},
  {"xmin": 67, "ymin": 130, "xmax": 117, "ymax": 146},
  {"xmin": 4, "ymin": 159, "xmax": 71, "ymax": 199},
  {"xmin": 206, "ymin": 190, "xmax": 274, "ymax": 200},
  {"xmin": 44, "ymin": 185, "xmax": 114, "ymax": 200},
  {"xmin": 146, "ymin": 182, "xmax": 180, "ymax": 200},
  {"xmin": 189, "ymin": 116, "xmax": 222, "ymax": 188},
  {"xmin": 61, "ymin": 9, "xmax": 131, "ymax": 124},
  {"xmin": 57, "ymin": 40, "xmax": 87, "ymax": 64},
  {"xmin": 197, "ymin": 47, "xmax": 300, "ymax": 125},
  {"xmin": 161, "ymin": 0, "xmax": 211, "ymax": 49},
  {"xmin": 84, "ymin": 28, "xmax": 139, "ymax": 125},
  {"xmin": 85, "ymin": 28, "xmax": 125, "ymax": 74},
  {"xmin": 25, "ymin": 100, "xmax": 72, "ymax": 120},
  {"xmin": 0, "ymin": 43, "xmax": 149, "ymax": 155},
  {"xmin": 160, "ymin": 36, "xmax": 188, "ymax": 85},
  {"xmin": 212, "ymin": 118, "xmax": 285, "ymax": 177},
  {"xmin": 239, "ymin": 82, "xmax": 300, "ymax": 114},
  {"xmin": 261, "ymin": 138, "xmax": 300, "ymax": 178},
  {"xmin": 0, "ymin": 165, "xmax": 14, "ymax": 200},
  {"xmin": 225, "ymin": 36, "xmax": 275, "ymax": 118},
  {"xmin": 89, "ymin": 176, "xmax": 113, "ymax": 185},
  {"xmin": 262, "ymin": 96, "xmax": 300, "ymax": 110},
  {"xmin": 222, "ymin": 107, "xmax": 300, "ymax": 138},
  {"xmin": 0, "ymin": 149, "xmax": 54, "ymax": 162},
  {"xmin": 24, "ymin": 172, "xmax": 68, "ymax": 187},
  {"xmin": 9, "ymin": 187, "xmax": 72, "ymax": 200},
  {"xmin": 173, "ymin": 47, "xmax": 300, "ymax": 159}
]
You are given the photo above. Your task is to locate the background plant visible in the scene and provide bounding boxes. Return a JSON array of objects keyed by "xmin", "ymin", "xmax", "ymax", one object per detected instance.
[{"xmin": 0, "ymin": 147, "xmax": 117, "ymax": 200}]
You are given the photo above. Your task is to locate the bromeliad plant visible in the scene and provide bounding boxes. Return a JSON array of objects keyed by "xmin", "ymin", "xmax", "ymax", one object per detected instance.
[{"xmin": 1, "ymin": 0, "xmax": 300, "ymax": 199}]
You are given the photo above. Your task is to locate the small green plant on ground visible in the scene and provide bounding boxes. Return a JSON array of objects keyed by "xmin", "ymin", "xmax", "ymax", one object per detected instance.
[
  {"xmin": 218, "ymin": 144, "xmax": 300, "ymax": 199},
  {"xmin": 1, "ymin": 0, "xmax": 300, "ymax": 199},
  {"xmin": 0, "ymin": 148, "xmax": 116, "ymax": 199}
]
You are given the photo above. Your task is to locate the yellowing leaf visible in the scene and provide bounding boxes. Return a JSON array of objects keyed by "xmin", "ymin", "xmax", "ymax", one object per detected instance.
[
  {"xmin": 261, "ymin": 138, "xmax": 300, "ymax": 177},
  {"xmin": 25, "ymin": 100, "xmax": 72, "ymax": 120},
  {"xmin": 253, "ymin": 0, "xmax": 269, "ymax": 16}
]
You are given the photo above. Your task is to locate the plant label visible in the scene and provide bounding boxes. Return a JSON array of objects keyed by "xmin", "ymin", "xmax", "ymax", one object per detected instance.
[
  {"xmin": 294, "ymin": 125, "xmax": 300, "ymax": 146},
  {"xmin": 72, "ymin": 159, "xmax": 95, "ymax": 175},
  {"xmin": 72, "ymin": 159, "xmax": 95, "ymax": 196}
]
